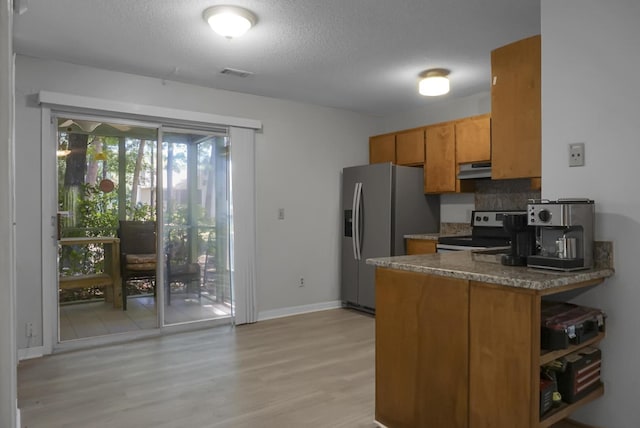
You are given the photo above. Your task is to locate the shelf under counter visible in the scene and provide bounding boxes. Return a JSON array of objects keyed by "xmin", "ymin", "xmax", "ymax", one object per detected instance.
[
  {"xmin": 540, "ymin": 384, "xmax": 604, "ymax": 428},
  {"xmin": 540, "ymin": 332, "xmax": 606, "ymax": 366}
]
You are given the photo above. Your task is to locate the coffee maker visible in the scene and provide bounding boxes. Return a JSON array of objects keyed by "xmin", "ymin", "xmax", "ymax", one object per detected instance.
[
  {"xmin": 501, "ymin": 213, "xmax": 536, "ymax": 266},
  {"xmin": 527, "ymin": 199, "xmax": 595, "ymax": 271}
]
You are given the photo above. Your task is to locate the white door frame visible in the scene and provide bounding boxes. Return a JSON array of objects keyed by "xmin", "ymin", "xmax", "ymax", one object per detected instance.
[{"xmin": 38, "ymin": 97, "xmax": 256, "ymax": 353}]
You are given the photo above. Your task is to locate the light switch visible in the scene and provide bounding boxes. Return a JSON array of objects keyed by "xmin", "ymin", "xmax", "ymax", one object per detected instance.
[{"xmin": 278, "ymin": 208, "xmax": 285, "ymax": 220}]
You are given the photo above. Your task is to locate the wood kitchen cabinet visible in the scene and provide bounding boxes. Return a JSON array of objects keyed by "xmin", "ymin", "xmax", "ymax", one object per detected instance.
[
  {"xmin": 369, "ymin": 133, "xmax": 396, "ymax": 164},
  {"xmin": 456, "ymin": 114, "xmax": 491, "ymax": 164},
  {"xmin": 369, "ymin": 113, "xmax": 489, "ymax": 194},
  {"xmin": 395, "ymin": 128, "xmax": 425, "ymax": 166},
  {"xmin": 370, "ymin": 129, "xmax": 425, "ymax": 166},
  {"xmin": 491, "ymin": 35, "xmax": 541, "ymax": 179},
  {"xmin": 424, "ymin": 117, "xmax": 486, "ymax": 194},
  {"xmin": 406, "ymin": 238, "xmax": 437, "ymax": 255},
  {"xmin": 375, "ymin": 267, "xmax": 605, "ymax": 428},
  {"xmin": 376, "ymin": 268, "xmax": 469, "ymax": 428},
  {"xmin": 424, "ymin": 122, "xmax": 456, "ymax": 193}
]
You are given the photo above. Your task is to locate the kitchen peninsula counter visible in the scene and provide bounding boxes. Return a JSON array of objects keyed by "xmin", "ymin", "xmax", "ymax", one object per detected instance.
[
  {"xmin": 366, "ymin": 248, "xmax": 614, "ymax": 291},
  {"xmin": 369, "ymin": 246, "xmax": 613, "ymax": 428}
]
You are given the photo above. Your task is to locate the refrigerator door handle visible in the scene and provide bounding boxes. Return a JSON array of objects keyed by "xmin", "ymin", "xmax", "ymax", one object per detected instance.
[
  {"xmin": 354, "ymin": 182, "xmax": 363, "ymax": 260},
  {"xmin": 351, "ymin": 183, "xmax": 359, "ymax": 260}
]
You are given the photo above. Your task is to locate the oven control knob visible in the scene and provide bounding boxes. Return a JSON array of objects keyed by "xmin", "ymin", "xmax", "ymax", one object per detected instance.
[
  {"xmin": 475, "ymin": 216, "xmax": 481, "ymax": 222},
  {"xmin": 538, "ymin": 209, "xmax": 551, "ymax": 222},
  {"xmin": 483, "ymin": 216, "xmax": 489, "ymax": 221}
]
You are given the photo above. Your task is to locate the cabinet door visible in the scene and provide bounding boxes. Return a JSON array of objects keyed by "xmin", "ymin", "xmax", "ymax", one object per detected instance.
[
  {"xmin": 491, "ymin": 35, "xmax": 541, "ymax": 179},
  {"xmin": 456, "ymin": 115, "xmax": 491, "ymax": 164},
  {"xmin": 469, "ymin": 282, "xmax": 538, "ymax": 428},
  {"xmin": 369, "ymin": 134, "xmax": 396, "ymax": 164},
  {"xmin": 425, "ymin": 123, "xmax": 456, "ymax": 193},
  {"xmin": 406, "ymin": 239, "xmax": 437, "ymax": 255},
  {"xmin": 376, "ymin": 268, "xmax": 469, "ymax": 428},
  {"xmin": 396, "ymin": 128, "xmax": 425, "ymax": 166}
]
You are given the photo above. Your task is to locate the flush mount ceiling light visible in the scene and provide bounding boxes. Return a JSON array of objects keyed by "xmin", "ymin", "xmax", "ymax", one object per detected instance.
[
  {"xmin": 418, "ymin": 69, "xmax": 450, "ymax": 96},
  {"xmin": 203, "ymin": 5, "xmax": 257, "ymax": 39}
]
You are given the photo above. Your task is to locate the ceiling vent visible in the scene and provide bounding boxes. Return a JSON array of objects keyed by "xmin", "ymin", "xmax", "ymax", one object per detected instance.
[{"xmin": 220, "ymin": 67, "xmax": 254, "ymax": 78}]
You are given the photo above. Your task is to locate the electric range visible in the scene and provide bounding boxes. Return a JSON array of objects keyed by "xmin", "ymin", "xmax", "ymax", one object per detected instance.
[{"xmin": 436, "ymin": 210, "xmax": 525, "ymax": 253}]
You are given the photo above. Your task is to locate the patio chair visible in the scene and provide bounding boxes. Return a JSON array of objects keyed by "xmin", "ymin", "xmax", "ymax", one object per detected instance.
[
  {"xmin": 119, "ymin": 220, "xmax": 157, "ymax": 310},
  {"xmin": 166, "ymin": 229, "xmax": 201, "ymax": 305}
]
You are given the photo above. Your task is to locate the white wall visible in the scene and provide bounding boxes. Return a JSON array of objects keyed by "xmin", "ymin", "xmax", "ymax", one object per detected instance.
[
  {"xmin": 376, "ymin": 91, "xmax": 491, "ymax": 135},
  {"xmin": 542, "ymin": 1, "xmax": 640, "ymax": 426},
  {"xmin": 379, "ymin": 91, "xmax": 491, "ymax": 224},
  {"xmin": 14, "ymin": 55, "xmax": 375, "ymax": 349}
]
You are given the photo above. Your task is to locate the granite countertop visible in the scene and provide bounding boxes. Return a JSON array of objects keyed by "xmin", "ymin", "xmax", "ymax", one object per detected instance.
[
  {"xmin": 404, "ymin": 233, "xmax": 441, "ymax": 240},
  {"xmin": 366, "ymin": 249, "xmax": 614, "ymax": 291},
  {"xmin": 405, "ymin": 222, "xmax": 472, "ymax": 240},
  {"xmin": 404, "ymin": 232, "xmax": 471, "ymax": 240}
]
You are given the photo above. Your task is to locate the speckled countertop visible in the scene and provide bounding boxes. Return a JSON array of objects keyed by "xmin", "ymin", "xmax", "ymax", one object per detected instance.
[
  {"xmin": 366, "ymin": 248, "xmax": 614, "ymax": 291},
  {"xmin": 404, "ymin": 233, "xmax": 441, "ymax": 240},
  {"xmin": 405, "ymin": 222, "xmax": 472, "ymax": 240}
]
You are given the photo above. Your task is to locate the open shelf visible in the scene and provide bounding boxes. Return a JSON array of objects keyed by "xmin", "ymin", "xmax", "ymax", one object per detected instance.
[
  {"xmin": 539, "ymin": 383, "xmax": 604, "ymax": 428},
  {"xmin": 539, "ymin": 332, "xmax": 605, "ymax": 366}
]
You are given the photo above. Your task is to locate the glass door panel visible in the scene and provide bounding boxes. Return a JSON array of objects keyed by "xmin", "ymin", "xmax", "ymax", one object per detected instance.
[
  {"xmin": 162, "ymin": 129, "xmax": 232, "ymax": 325},
  {"xmin": 56, "ymin": 116, "xmax": 158, "ymax": 341}
]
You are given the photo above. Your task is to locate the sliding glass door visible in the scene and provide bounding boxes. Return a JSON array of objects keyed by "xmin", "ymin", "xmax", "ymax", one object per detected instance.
[
  {"xmin": 55, "ymin": 115, "xmax": 233, "ymax": 343},
  {"xmin": 161, "ymin": 128, "xmax": 233, "ymax": 325}
]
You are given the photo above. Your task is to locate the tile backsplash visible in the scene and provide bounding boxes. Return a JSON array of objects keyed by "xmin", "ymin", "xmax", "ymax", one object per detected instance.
[
  {"xmin": 474, "ymin": 179, "xmax": 541, "ymax": 211},
  {"xmin": 440, "ymin": 222, "xmax": 472, "ymax": 236}
]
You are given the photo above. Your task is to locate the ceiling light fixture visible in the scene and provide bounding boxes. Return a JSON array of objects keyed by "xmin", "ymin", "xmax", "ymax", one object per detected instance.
[
  {"xmin": 203, "ymin": 5, "xmax": 257, "ymax": 39},
  {"xmin": 418, "ymin": 69, "xmax": 450, "ymax": 96}
]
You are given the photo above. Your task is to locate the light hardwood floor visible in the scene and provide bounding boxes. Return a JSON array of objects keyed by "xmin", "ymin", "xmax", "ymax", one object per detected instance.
[{"xmin": 18, "ymin": 308, "xmax": 376, "ymax": 428}]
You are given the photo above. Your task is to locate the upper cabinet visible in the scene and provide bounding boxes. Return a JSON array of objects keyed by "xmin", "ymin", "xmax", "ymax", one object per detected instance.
[
  {"xmin": 370, "ymin": 128, "xmax": 425, "ymax": 166},
  {"xmin": 424, "ymin": 122, "xmax": 456, "ymax": 193},
  {"xmin": 369, "ymin": 134, "xmax": 396, "ymax": 164},
  {"xmin": 456, "ymin": 114, "xmax": 491, "ymax": 164},
  {"xmin": 424, "ymin": 115, "xmax": 490, "ymax": 194},
  {"xmin": 395, "ymin": 128, "xmax": 425, "ymax": 166},
  {"xmin": 491, "ymin": 35, "xmax": 541, "ymax": 179}
]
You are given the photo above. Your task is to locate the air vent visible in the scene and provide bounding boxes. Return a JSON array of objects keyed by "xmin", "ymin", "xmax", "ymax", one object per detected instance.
[{"xmin": 220, "ymin": 67, "xmax": 254, "ymax": 78}]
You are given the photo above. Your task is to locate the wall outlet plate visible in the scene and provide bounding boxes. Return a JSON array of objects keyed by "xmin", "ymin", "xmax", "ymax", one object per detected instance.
[{"xmin": 569, "ymin": 143, "xmax": 585, "ymax": 167}]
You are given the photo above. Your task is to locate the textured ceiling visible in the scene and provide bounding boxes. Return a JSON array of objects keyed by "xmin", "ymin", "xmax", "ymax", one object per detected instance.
[{"xmin": 13, "ymin": 0, "xmax": 540, "ymax": 117}]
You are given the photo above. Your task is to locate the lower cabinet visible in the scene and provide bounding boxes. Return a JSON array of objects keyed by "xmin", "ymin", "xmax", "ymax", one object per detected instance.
[
  {"xmin": 405, "ymin": 238, "xmax": 437, "ymax": 255},
  {"xmin": 375, "ymin": 268, "xmax": 605, "ymax": 428},
  {"xmin": 376, "ymin": 268, "xmax": 469, "ymax": 428}
]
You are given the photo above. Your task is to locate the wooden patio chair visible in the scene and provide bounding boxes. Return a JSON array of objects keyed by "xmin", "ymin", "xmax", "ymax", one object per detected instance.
[{"xmin": 118, "ymin": 220, "xmax": 157, "ymax": 310}]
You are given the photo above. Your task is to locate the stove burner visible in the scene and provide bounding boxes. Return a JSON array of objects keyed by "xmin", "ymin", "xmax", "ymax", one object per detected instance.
[{"xmin": 437, "ymin": 235, "xmax": 510, "ymax": 248}]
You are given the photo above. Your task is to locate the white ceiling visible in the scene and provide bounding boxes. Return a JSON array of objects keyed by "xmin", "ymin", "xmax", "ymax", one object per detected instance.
[{"xmin": 12, "ymin": 0, "xmax": 540, "ymax": 117}]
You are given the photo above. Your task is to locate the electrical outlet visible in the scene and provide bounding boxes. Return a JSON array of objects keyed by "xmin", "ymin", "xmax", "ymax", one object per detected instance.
[
  {"xmin": 299, "ymin": 277, "xmax": 304, "ymax": 287},
  {"xmin": 569, "ymin": 143, "xmax": 585, "ymax": 167},
  {"xmin": 26, "ymin": 322, "xmax": 34, "ymax": 337}
]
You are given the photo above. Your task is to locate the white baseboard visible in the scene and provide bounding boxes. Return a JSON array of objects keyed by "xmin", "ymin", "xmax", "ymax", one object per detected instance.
[
  {"xmin": 18, "ymin": 346, "xmax": 44, "ymax": 361},
  {"xmin": 258, "ymin": 300, "xmax": 342, "ymax": 321}
]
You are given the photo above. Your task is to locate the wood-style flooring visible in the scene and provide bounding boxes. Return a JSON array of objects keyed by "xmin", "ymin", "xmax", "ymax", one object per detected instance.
[
  {"xmin": 60, "ymin": 295, "xmax": 232, "ymax": 341},
  {"xmin": 18, "ymin": 308, "xmax": 376, "ymax": 428}
]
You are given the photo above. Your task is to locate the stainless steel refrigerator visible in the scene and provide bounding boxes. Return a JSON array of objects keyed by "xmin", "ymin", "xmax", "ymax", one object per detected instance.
[{"xmin": 341, "ymin": 162, "xmax": 440, "ymax": 313}]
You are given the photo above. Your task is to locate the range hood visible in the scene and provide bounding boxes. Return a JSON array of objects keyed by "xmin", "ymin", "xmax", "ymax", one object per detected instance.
[{"xmin": 457, "ymin": 162, "xmax": 492, "ymax": 179}]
